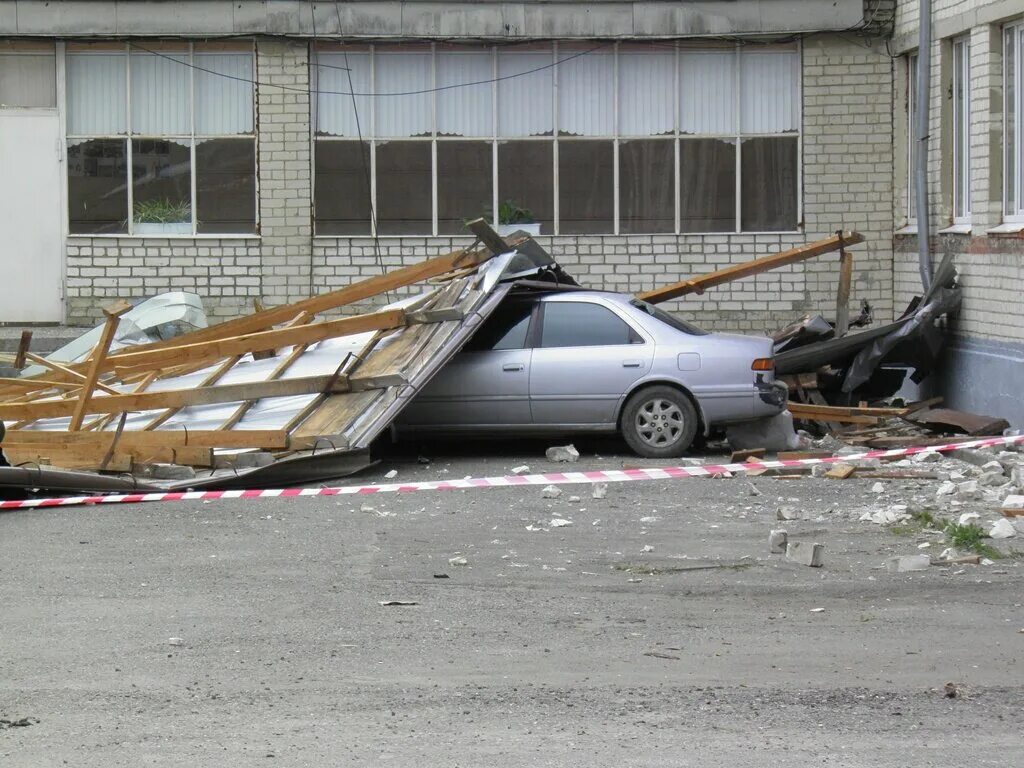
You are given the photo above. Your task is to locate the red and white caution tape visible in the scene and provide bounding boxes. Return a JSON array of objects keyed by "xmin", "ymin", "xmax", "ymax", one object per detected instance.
[{"xmin": 1, "ymin": 434, "xmax": 1021, "ymax": 512}]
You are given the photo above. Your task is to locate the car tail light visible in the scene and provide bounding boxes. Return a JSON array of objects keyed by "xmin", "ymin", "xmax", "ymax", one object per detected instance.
[{"xmin": 751, "ymin": 358, "xmax": 774, "ymax": 371}]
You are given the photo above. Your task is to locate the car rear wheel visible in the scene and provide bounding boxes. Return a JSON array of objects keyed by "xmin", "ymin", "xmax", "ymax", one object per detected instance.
[{"xmin": 620, "ymin": 385, "xmax": 699, "ymax": 458}]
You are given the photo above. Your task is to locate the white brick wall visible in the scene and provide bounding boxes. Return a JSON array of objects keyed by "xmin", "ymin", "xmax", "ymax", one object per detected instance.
[{"xmin": 66, "ymin": 35, "xmax": 896, "ymax": 336}]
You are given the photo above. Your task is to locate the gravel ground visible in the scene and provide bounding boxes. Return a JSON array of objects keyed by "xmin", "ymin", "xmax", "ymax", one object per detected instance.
[{"xmin": 2, "ymin": 437, "xmax": 1022, "ymax": 767}]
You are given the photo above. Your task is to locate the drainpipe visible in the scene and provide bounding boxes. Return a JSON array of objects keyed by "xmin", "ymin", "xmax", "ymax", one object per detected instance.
[{"xmin": 915, "ymin": 0, "xmax": 933, "ymax": 290}]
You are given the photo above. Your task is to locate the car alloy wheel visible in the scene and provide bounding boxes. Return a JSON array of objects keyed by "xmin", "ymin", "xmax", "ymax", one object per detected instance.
[{"xmin": 634, "ymin": 397, "xmax": 685, "ymax": 448}]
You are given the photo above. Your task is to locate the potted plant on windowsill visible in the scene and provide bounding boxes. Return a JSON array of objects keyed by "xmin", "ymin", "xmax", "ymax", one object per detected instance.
[
  {"xmin": 490, "ymin": 201, "xmax": 541, "ymax": 237},
  {"xmin": 133, "ymin": 198, "xmax": 192, "ymax": 235}
]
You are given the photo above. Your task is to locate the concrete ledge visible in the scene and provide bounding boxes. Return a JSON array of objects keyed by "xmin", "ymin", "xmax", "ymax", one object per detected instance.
[
  {"xmin": 3, "ymin": 0, "xmax": 865, "ymax": 38},
  {"xmin": 940, "ymin": 334, "xmax": 1024, "ymax": 429}
]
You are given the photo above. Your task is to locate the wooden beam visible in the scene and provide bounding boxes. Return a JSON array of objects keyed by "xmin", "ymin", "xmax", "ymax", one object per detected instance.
[
  {"xmin": 0, "ymin": 247, "xmax": 492, "ymax": 396},
  {"xmin": 4, "ymin": 429, "xmax": 296, "ymax": 450},
  {"xmin": 835, "ymin": 232, "xmax": 854, "ymax": 336},
  {"xmin": 13, "ymin": 330, "xmax": 32, "ymax": 369},
  {"xmin": 0, "ymin": 373, "xmax": 356, "ymax": 422},
  {"xmin": 23, "ymin": 353, "xmax": 120, "ymax": 396},
  {"xmin": 69, "ymin": 300, "xmax": 132, "ymax": 431},
  {"xmin": 465, "ymin": 218, "xmax": 512, "ymax": 255},
  {"xmin": 109, "ymin": 309, "xmax": 406, "ymax": 378},
  {"xmin": 637, "ymin": 231, "xmax": 865, "ymax": 304}
]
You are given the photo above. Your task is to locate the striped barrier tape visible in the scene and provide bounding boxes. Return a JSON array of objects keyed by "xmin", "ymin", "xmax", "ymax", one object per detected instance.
[{"xmin": 1, "ymin": 433, "xmax": 1022, "ymax": 512}]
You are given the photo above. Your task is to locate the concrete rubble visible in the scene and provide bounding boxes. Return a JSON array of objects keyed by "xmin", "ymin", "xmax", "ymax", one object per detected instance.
[
  {"xmin": 785, "ymin": 541, "xmax": 824, "ymax": 567},
  {"xmin": 545, "ymin": 444, "xmax": 579, "ymax": 463}
]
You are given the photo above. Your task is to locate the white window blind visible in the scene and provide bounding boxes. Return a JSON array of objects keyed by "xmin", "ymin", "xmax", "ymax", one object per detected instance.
[
  {"xmin": 618, "ymin": 51, "xmax": 675, "ymax": 136},
  {"xmin": 195, "ymin": 53, "xmax": 254, "ymax": 134},
  {"xmin": 130, "ymin": 51, "xmax": 191, "ymax": 135},
  {"xmin": 556, "ymin": 50, "xmax": 614, "ymax": 136},
  {"xmin": 437, "ymin": 51, "xmax": 493, "ymax": 137},
  {"xmin": 497, "ymin": 51, "xmax": 553, "ymax": 137},
  {"xmin": 315, "ymin": 52, "xmax": 371, "ymax": 138},
  {"xmin": 679, "ymin": 50, "xmax": 736, "ymax": 134},
  {"xmin": 0, "ymin": 53, "xmax": 56, "ymax": 108},
  {"xmin": 374, "ymin": 52, "xmax": 432, "ymax": 137},
  {"xmin": 740, "ymin": 50, "xmax": 799, "ymax": 133},
  {"xmin": 66, "ymin": 53, "xmax": 127, "ymax": 135}
]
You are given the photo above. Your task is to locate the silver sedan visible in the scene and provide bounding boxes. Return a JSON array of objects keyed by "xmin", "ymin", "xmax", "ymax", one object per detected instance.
[{"xmin": 398, "ymin": 290, "xmax": 786, "ymax": 457}]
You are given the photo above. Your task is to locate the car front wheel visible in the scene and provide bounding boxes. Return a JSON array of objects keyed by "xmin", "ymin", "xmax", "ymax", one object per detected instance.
[{"xmin": 620, "ymin": 385, "xmax": 699, "ymax": 458}]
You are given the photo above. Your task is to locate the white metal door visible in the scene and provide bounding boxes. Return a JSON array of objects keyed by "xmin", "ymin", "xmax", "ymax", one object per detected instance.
[{"xmin": 0, "ymin": 111, "xmax": 63, "ymax": 322}]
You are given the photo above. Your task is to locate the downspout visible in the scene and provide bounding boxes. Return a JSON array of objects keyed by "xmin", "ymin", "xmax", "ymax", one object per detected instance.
[{"xmin": 915, "ymin": 0, "xmax": 933, "ymax": 290}]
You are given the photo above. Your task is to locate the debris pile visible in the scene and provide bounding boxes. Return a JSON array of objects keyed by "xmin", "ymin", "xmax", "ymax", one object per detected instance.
[{"xmin": 0, "ymin": 220, "xmax": 564, "ymax": 495}]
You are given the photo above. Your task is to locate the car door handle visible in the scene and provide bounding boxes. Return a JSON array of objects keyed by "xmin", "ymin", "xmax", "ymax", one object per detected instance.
[
  {"xmin": 502, "ymin": 363, "xmax": 525, "ymax": 372},
  {"xmin": 622, "ymin": 360, "xmax": 643, "ymax": 368}
]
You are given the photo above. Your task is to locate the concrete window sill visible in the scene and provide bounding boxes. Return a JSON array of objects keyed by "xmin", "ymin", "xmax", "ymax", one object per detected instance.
[
  {"xmin": 986, "ymin": 222, "xmax": 1024, "ymax": 235},
  {"xmin": 894, "ymin": 224, "xmax": 918, "ymax": 235},
  {"xmin": 937, "ymin": 224, "xmax": 972, "ymax": 234}
]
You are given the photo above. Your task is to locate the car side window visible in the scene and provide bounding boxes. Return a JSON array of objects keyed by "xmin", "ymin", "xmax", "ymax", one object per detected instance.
[
  {"xmin": 540, "ymin": 302, "xmax": 639, "ymax": 348},
  {"xmin": 464, "ymin": 300, "xmax": 534, "ymax": 351}
]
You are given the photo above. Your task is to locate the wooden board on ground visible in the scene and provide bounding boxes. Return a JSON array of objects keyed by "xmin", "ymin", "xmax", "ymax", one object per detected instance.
[{"xmin": 825, "ymin": 463, "xmax": 856, "ymax": 479}]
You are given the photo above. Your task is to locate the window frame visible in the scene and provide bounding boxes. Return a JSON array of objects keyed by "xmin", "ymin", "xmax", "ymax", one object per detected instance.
[
  {"xmin": 951, "ymin": 36, "xmax": 971, "ymax": 226},
  {"xmin": 1005, "ymin": 21, "xmax": 1024, "ymax": 224},
  {"xmin": 312, "ymin": 40, "xmax": 802, "ymax": 238},
  {"xmin": 0, "ymin": 41, "xmax": 58, "ymax": 110},
  {"xmin": 906, "ymin": 51, "xmax": 918, "ymax": 226},
  {"xmin": 64, "ymin": 41, "xmax": 259, "ymax": 238}
]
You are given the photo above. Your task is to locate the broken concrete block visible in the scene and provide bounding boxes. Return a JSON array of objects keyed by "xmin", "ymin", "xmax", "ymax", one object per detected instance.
[
  {"xmin": 785, "ymin": 541, "xmax": 824, "ymax": 567},
  {"xmin": 567, "ymin": 495, "xmax": 581, "ymax": 503},
  {"xmin": 641, "ymin": 544, "xmax": 654, "ymax": 553},
  {"xmin": 957, "ymin": 511, "xmax": 981, "ymax": 525},
  {"xmin": 978, "ymin": 470, "xmax": 1007, "ymax": 488},
  {"xmin": 549, "ymin": 518, "xmax": 573, "ymax": 528},
  {"xmin": 981, "ymin": 460, "xmax": 1006, "ymax": 473},
  {"xmin": 591, "ymin": 482, "xmax": 608, "ymax": 499},
  {"xmin": 989, "ymin": 518, "xmax": 1016, "ymax": 539},
  {"xmin": 545, "ymin": 444, "xmax": 579, "ymax": 463},
  {"xmin": 810, "ymin": 464, "xmax": 829, "ymax": 478},
  {"xmin": 384, "ymin": 469, "xmax": 398, "ymax": 479},
  {"xmin": 936, "ymin": 481, "xmax": 957, "ymax": 496},
  {"xmin": 149, "ymin": 463, "xmax": 196, "ymax": 481},
  {"xmin": 776, "ymin": 506, "xmax": 800, "ymax": 521},
  {"xmin": 955, "ymin": 480, "xmax": 980, "ymax": 501},
  {"xmin": 1002, "ymin": 494, "xmax": 1024, "ymax": 516},
  {"xmin": 511, "ymin": 465, "xmax": 530, "ymax": 475},
  {"xmin": 886, "ymin": 554, "xmax": 931, "ymax": 573},
  {"xmin": 912, "ymin": 450, "xmax": 941, "ymax": 463},
  {"xmin": 542, "ymin": 485, "xmax": 562, "ymax": 499},
  {"xmin": 726, "ymin": 410, "xmax": 801, "ymax": 452},
  {"xmin": 769, "ymin": 529, "xmax": 788, "ymax": 554},
  {"xmin": 871, "ymin": 482, "xmax": 885, "ymax": 493},
  {"xmin": 448, "ymin": 556, "xmax": 468, "ymax": 566},
  {"xmin": 825, "ymin": 463, "xmax": 856, "ymax": 479}
]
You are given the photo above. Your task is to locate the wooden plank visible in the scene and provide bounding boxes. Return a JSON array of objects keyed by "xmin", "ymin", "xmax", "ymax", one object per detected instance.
[
  {"xmin": 825, "ymin": 463, "xmax": 857, "ymax": 479},
  {"xmin": 904, "ymin": 407, "xmax": 1009, "ymax": 436},
  {"xmin": 899, "ymin": 396, "xmax": 944, "ymax": 416},
  {"xmin": 110, "ymin": 309, "xmax": 407, "ymax": 378},
  {"xmin": 638, "ymin": 231, "xmax": 865, "ymax": 304},
  {"xmin": 0, "ymin": 377, "xmax": 84, "ymax": 393},
  {"xmin": 0, "ymin": 373, "xmax": 356, "ymax": 422},
  {"xmin": 0, "ymin": 247, "xmax": 492, "ymax": 396},
  {"xmin": 4, "ymin": 429, "xmax": 295, "ymax": 450},
  {"xmin": 777, "ymin": 450, "xmax": 835, "ymax": 461},
  {"xmin": 835, "ymin": 241, "xmax": 854, "ymax": 336},
  {"xmin": 465, "ymin": 218, "xmax": 513, "ymax": 255},
  {"xmin": 13, "ymin": 330, "xmax": 32, "ymax": 369},
  {"xmin": 69, "ymin": 301, "xmax": 132, "ymax": 431},
  {"xmin": 24, "ymin": 353, "xmax": 120, "ymax": 395},
  {"xmin": 730, "ymin": 448, "xmax": 766, "ymax": 462}
]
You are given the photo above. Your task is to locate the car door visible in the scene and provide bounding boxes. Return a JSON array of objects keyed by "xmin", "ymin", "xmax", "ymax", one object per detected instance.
[
  {"xmin": 529, "ymin": 299, "xmax": 654, "ymax": 426},
  {"xmin": 399, "ymin": 298, "xmax": 536, "ymax": 428}
]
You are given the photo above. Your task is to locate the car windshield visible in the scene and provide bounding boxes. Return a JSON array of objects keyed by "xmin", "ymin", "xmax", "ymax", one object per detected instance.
[{"xmin": 629, "ymin": 299, "xmax": 708, "ymax": 336}]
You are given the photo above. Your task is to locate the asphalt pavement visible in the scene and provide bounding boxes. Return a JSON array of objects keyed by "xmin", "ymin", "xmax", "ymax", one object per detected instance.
[{"xmin": 1, "ymin": 437, "xmax": 1022, "ymax": 766}]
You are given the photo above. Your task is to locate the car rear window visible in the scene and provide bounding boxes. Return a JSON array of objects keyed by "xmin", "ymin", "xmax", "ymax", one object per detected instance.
[
  {"xmin": 540, "ymin": 302, "xmax": 640, "ymax": 347},
  {"xmin": 629, "ymin": 299, "xmax": 709, "ymax": 336}
]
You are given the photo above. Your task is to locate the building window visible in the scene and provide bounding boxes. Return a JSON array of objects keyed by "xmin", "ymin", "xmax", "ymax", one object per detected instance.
[
  {"xmin": 952, "ymin": 37, "xmax": 971, "ymax": 224},
  {"xmin": 65, "ymin": 42, "xmax": 257, "ymax": 236},
  {"xmin": 0, "ymin": 42, "xmax": 56, "ymax": 108},
  {"xmin": 1005, "ymin": 22, "xmax": 1023, "ymax": 222},
  {"xmin": 906, "ymin": 52, "xmax": 918, "ymax": 223},
  {"xmin": 313, "ymin": 41, "xmax": 801, "ymax": 236}
]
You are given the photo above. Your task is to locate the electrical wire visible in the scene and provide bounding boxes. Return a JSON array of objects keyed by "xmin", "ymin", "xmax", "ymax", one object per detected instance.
[{"xmin": 128, "ymin": 40, "xmax": 612, "ymax": 98}]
